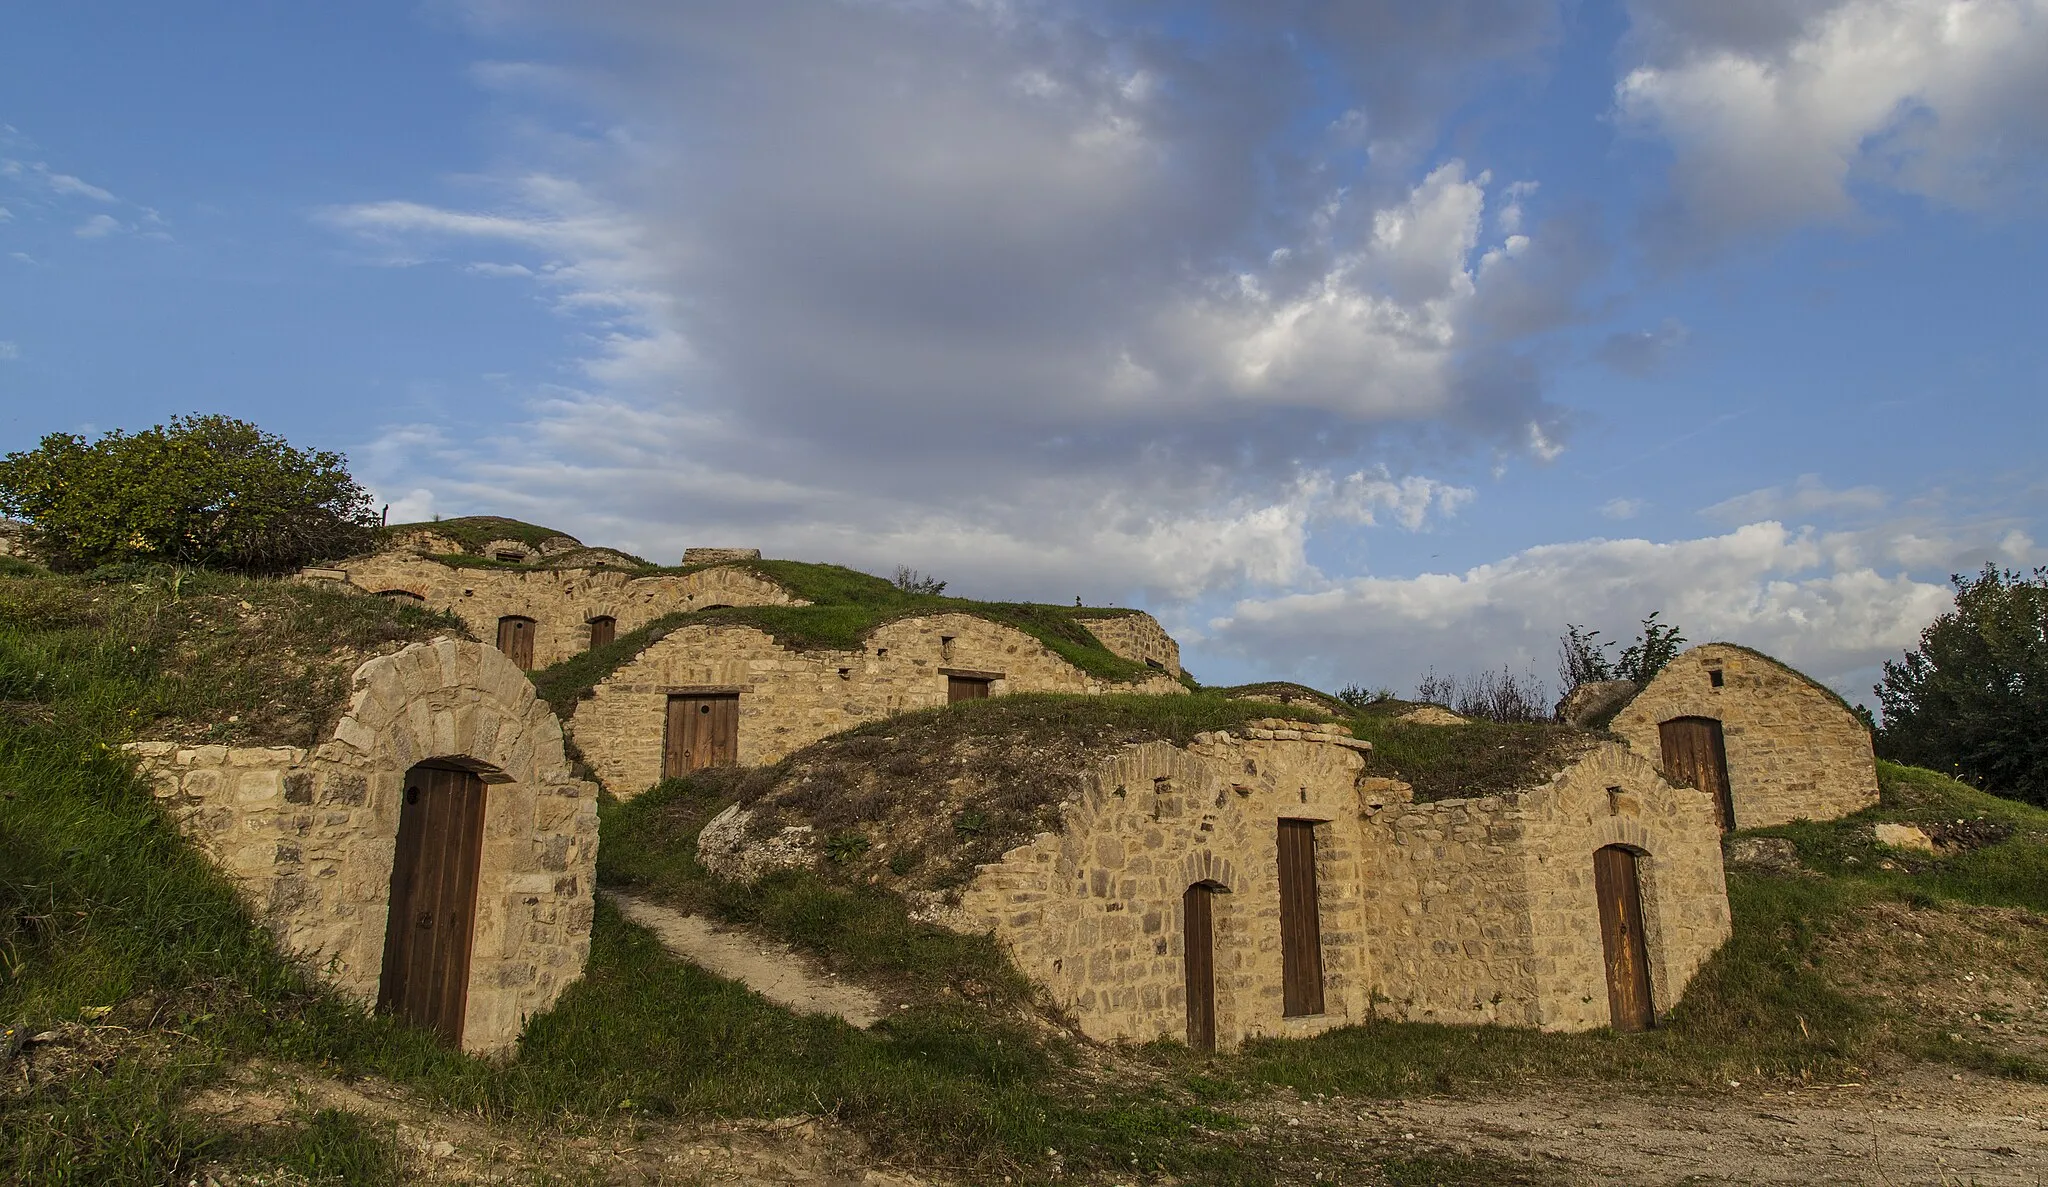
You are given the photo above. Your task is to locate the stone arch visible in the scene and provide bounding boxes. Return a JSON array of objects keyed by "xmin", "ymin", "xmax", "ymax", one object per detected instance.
[
  {"xmin": 1178, "ymin": 851, "xmax": 1241, "ymax": 895},
  {"xmin": 307, "ymin": 640, "xmax": 594, "ymax": 1052},
  {"xmin": 375, "ymin": 588, "xmax": 426, "ymax": 601}
]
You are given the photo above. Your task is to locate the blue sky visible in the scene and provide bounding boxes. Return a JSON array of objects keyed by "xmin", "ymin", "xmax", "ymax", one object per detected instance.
[{"xmin": 4, "ymin": 1, "xmax": 2045, "ymax": 705}]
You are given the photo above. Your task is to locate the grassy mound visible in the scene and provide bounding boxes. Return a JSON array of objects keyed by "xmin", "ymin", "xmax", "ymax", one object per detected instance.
[
  {"xmin": 383, "ymin": 515, "xmax": 576, "ymax": 554},
  {"xmin": 688, "ymin": 692, "xmax": 1332, "ymax": 894},
  {"xmin": 1346, "ymin": 714, "xmax": 1596, "ymax": 802}
]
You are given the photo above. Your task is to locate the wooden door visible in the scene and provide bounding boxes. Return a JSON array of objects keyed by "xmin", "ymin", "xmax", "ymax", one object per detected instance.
[
  {"xmin": 496, "ymin": 616, "xmax": 535, "ymax": 670},
  {"xmin": 587, "ymin": 616, "xmax": 616, "ymax": 649},
  {"xmin": 947, "ymin": 675, "xmax": 991, "ymax": 702},
  {"xmin": 1594, "ymin": 845, "xmax": 1655, "ymax": 1033},
  {"xmin": 664, "ymin": 694, "xmax": 740, "ymax": 778},
  {"xmin": 1183, "ymin": 883, "xmax": 1216, "ymax": 1051},
  {"xmin": 1276, "ymin": 820, "xmax": 1326, "ymax": 1017},
  {"xmin": 376, "ymin": 764, "xmax": 488, "ymax": 1047},
  {"xmin": 1659, "ymin": 717, "xmax": 1734, "ymax": 830}
]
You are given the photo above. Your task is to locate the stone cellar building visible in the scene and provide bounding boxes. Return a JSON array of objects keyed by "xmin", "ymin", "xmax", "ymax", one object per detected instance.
[
  {"xmin": 300, "ymin": 545, "xmax": 800, "ymax": 672},
  {"xmin": 570, "ymin": 611, "xmax": 1188, "ymax": 796},
  {"xmin": 128, "ymin": 639, "xmax": 600, "ymax": 1054},
  {"xmin": 700, "ymin": 713, "xmax": 1732, "ymax": 1050},
  {"xmin": 1601, "ymin": 643, "xmax": 1879, "ymax": 830}
]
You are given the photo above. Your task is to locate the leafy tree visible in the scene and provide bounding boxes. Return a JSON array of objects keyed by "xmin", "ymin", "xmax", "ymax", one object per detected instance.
[
  {"xmin": 891, "ymin": 565, "xmax": 948, "ymax": 596},
  {"xmin": 1616, "ymin": 612, "xmax": 1685, "ymax": 683},
  {"xmin": 1877, "ymin": 566, "xmax": 2048, "ymax": 806},
  {"xmin": 1556, "ymin": 613, "xmax": 1685, "ymax": 691},
  {"xmin": 1557, "ymin": 624, "xmax": 1615, "ymax": 692},
  {"xmin": 0, "ymin": 414, "xmax": 379, "ymax": 573}
]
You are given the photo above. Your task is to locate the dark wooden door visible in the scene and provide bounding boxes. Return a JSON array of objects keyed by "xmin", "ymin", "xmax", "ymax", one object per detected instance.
[
  {"xmin": 1183, "ymin": 883, "xmax": 1216, "ymax": 1051},
  {"xmin": 496, "ymin": 616, "xmax": 535, "ymax": 670},
  {"xmin": 664, "ymin": 694, "xmax": 740, "ymax": 778},
  {"xmin": 1276, "ymin": 820, "xmax": 1326, "ymax": 1017},
  {"xmin": 377, "ymin": 764, "xmax": 488, "ymax": 1047},
  {"xmin": 587, "ymin": 616, "xmax": 616, "ymax": 649},
  {"xmin": 947, "ymin": 675, "xmax": 991, "ymax": 702},
  {"xmin": 1659, "ymin": 717, "xmax": 1734, "ymax": 830},
  {"xmin": 1594, "ymin": 845, "xmax": 1655, "ymax": 1033}
]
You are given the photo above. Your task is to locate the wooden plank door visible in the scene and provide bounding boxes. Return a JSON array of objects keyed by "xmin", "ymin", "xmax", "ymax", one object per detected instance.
[
  {"xmin": 664, "ymin": 694, "xmax": 740, "ymax": 778},
  {"xmin": 1183, "ymin": 883, "xmax": 1216, "ymax": 1051},
  {"xmin": 1276, "ymin": 820, "xmax": 1326, "ymax": 1017},
  {"xmin": 587, "ymin": 616, "xmax": 616, "ymax": 649},
  {"xmin": 1658, "ymin": 717, "xmax": 1735, "ymax": 830},
  {"xmin": 1594, "ymin": 845, "xmax": 1655, "ymax": 1033},
  {"xmin": 376, "ymin": 764, "xmax": 488, "ymax": 1047},
  {"xmin": 947, "ymin": 675, "xmax": 991, "ymax": 702},
  {"xmin": 496, "ymin": 616, "xmax": 535, "ymax": 670}
]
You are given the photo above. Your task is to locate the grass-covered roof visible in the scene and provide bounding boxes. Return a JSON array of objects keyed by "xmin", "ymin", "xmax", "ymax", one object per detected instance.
[
  {"xmin": 686, "ymin": 691, "xmax": 1337, "ymax": 894},
  {"xmin": 1346, "ymin": 714, "xmax": 1597, "ymax": 802},
  {"xmin": 0, "ymin": 564, "xmax": 465, "ymax": 748},
  {"xmin": 384, "ymin": 515, "xmax": 579, "ymax": 555},
  {"xmin": 532, "ymin": 560, "xmax": 1166, "ymax": 713}
]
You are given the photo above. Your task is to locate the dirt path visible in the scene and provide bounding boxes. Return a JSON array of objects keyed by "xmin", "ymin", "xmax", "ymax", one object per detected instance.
[
  {"xmin": 1260, "ymin": 1065, "xmax": 2048, "ymax": 1185},
  {"xmin": 606, "ymin": 891, "xmax": 886, "ymax": 1028},
  {"xmin": 187, "ymin": 1061, "xmax": 942, "ymax": 1185}
]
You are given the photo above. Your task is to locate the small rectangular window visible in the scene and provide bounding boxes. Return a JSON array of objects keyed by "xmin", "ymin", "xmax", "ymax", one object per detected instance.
[{"xmin": 1708, "ymin": 669, "xmax": 1725, "ymax": 688}]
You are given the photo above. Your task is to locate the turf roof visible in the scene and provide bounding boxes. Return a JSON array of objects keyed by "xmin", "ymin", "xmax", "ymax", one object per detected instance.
[{"xmin": 384, "ymin": 515, "xmax": 579, "ymax": 554}]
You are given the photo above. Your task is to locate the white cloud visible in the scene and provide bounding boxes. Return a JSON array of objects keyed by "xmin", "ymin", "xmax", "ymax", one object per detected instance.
[
  {"xmin": 45, "ymin": 171, "xmax": 115, "ymax": 202},
  {"xmin": 1619, "ymin": 0, "xmax": 2048, "ymax": 245},
  {"xmin": 0, "ymin": 341, "xmax": 19, "ymax": 361},
  {"xmin": 1207, "ymin": 521, "xmax": 1972, "ymax": 698},
  {"xmin": 0, "ymin": 205, "xmax": 12, "ymax": 222},
  {"xmin": 73, "ymin": 213, "xmax": 122, "ymax": 239},
  {"xmin": 1701, "ymin": 473, "xmax": 1887, "ymax": 522},
  {"xmin": 1601, "ymin": 497, "xmax": 1647, "ymax": 520}
]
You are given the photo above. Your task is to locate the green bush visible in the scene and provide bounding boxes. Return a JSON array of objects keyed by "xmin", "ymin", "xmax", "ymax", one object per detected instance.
[{"xmin": 0, "ymin": 415, "xmax": 379, "ymax": 574}]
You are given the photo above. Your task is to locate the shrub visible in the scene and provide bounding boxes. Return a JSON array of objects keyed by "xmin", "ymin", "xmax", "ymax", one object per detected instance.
[{"xmin": 0, "ymin": 414, "xmax": 379, "ymax": 573}]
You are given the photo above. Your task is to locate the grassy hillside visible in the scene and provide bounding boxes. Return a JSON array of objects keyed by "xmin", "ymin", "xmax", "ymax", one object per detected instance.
[{"xmin": 7, "ymin": 562, "xmax": 2046, "ymax": 1183}]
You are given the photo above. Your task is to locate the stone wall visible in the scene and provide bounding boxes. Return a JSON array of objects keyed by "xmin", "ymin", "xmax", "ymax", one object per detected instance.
[
  {"xmin": 1080, "ymin": 612, "xmax": 1184, "ymax": 677},
  {"xmin": 1609, "ymin": 643, "xmax": 1878, "ymax": 828},
  {"xmin": 0, "ymin": 519, "xmax": 32, "ymax": 560},
  {"xmin": 1357, "ymin": 741, "xmax": 1729, "ymax": 1031},
  {"xmin": 571, "ymin": 612, "xmax": 1187, "ymax": 797},
  {"xmin": 955, "ymin": 733, "xmax": 1731, "ymax": 1046},
  {"xmin": 302, "ymin": 551, "xmax": 803, "ymax": 670},
  {"xmin": 128, "ymin": 639, "xmax": 600, "ymax": 1055},
  {"xmin": 956, "ymin": 727, "xmax": 1375, "ymax": 1047}
]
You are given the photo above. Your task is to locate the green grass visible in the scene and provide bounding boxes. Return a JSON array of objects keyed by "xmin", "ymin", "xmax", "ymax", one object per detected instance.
[
  {"xmin": 384, "ymin": 515, "xmax": 575, "ymax": 553},
  {"xmin": 1345, "ymin": 714, "xmax": 1593, "ymax": 801}
]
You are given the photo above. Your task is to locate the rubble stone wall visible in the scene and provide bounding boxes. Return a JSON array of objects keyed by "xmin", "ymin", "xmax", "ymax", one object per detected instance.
[
  {"xmin": 1356, "ymin": 741, "xmax": 1730, "ymax": 1031},
  {"xmin": 128, "ymin": 640, "xmax": 600, "ymax": 1055},
  {"xmin": 1610, "ymin": 643, "xmax": 1878, "ymax": 828},
  {"xmin": 302, "ymin": 552, "xmax": 801, "ymax": 669},
  {"xmin": 571, "ymin": 612, "xmax": 1187, "ymax": 796},
  {"xmin": 956, "ymin": 728, "xmax": 1374, "ymax": 1048},
  {"xmin": 1079, "ymin": 612, "xmax": 1184, "ymax": 678}
]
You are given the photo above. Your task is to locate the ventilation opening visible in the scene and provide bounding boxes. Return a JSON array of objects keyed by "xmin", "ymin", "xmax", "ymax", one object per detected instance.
[
  {"xmin": 493, "ymin": 550, "xmax": 525, "ymax": 563},
  {"xmin": 1708, "ymin": 669, "xmax": 1725, "ymax": 688}
]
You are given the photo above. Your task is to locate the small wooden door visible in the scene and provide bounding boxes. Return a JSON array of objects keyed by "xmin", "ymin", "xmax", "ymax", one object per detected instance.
[
  {"xmin": 1594, "ymin": 845, "xmax": 1655, "ymax": 1033},
  {"xmin": 496, "ymin": 616, "xmax": 536, "ymax": 670},
  {"xmin": 664, "ymin": 694, "xmax": 739, "ymax": 778},
  {"xmin": 377, "ymin": 764, "xmax": 488, "ymax": 1047},
  {"xmin": 1659, "ymin": 717, "xmax": 1735, "ymax": 830},
  {"xmin": 1276, "ymin": 820, "xmax": 1326, "ymax": 1017},
  {"xmin": 947, "ymin": 675, "xmax": 991, "ymax": 702},
  {"xmin": 587, "ymin": 616, "xmax": 616, "ymax": 649},
  {"xmin": 1183, "ymin": 883, "xmax": 1216, "ymax": 1051}
]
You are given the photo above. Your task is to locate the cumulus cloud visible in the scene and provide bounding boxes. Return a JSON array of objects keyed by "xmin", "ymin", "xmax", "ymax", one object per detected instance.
[
  {"xmin": 1206, "ymin": 521, "xmax": 1968, "ymax": 698},
  {"xmin": 331, "ymin": 1, "xmax": 1587, "ymax": 602},
  {"xmin": 1701, "ymin": 474, "xmax": 1887, "ymax": 523},
  {"xmin": 1618, "ymin": 0, "xmax": 2048, "ymax": 249}
]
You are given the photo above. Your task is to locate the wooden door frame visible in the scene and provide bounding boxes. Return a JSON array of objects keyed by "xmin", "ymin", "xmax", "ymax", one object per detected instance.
[
  {"xmin": 495, "ymin": 615, "xmax": 536, "ymax": 670},
  {"xmin": 1658, "ymin": 715, "xmax": 1735, "ymax": 831},
  {"xmin": 1594, "ymin": 844, "xmax": 1656, "ymax": 1033},
  {"xmin": 1182, "ymin": 881, "xmax": 1221, "ymax": 1051},
  {"xmin": 376, "ymin": 761, "xmax": 489, "ymax": 1047},
  {"xmin": 663, "ymin": 691, "xmax": 741, "ymax": 777},
  {"xmin": 1276, "ymin": 819, "xmax": 1327, "ymax": 1018}
]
